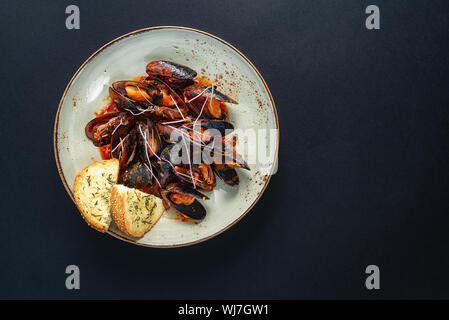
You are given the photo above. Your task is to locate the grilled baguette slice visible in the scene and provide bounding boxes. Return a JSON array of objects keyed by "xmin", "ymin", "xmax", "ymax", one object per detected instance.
[
  {"xmin": 110, "ymin": 184, "xmax": 164, "ymax": 238},
  {"xmin": 73, "ymin": 159, "xmax": 120, "ymax": 232}
]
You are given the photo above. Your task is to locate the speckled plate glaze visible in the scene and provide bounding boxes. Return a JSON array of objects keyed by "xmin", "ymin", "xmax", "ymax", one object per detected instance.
[{"xmin": 54, "ymin": 26, "xmax": 278, "ymax": 247}]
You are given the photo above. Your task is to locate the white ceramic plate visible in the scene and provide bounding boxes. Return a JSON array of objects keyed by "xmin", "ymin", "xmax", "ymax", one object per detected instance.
[{"xmin": 54, "ymin": 26, "xmax": 278, "ymax": 247}]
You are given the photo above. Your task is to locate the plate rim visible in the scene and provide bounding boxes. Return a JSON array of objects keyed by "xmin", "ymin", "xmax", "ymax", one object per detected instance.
[{"xmin": 53, "ymin": 25, "xmax": 279, "ymax": 248}]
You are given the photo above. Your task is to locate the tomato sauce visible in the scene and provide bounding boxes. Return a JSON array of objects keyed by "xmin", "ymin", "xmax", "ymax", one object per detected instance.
[
  {"xmin": 95, "ymin": 102, "xmax": 121, "ymax": 117},
  {"xmin": 99, "ymin": 145, "xmax": 112, "ymax": 160}
]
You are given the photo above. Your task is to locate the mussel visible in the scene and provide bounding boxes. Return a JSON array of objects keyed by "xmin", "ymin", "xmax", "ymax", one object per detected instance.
[
  {"xmin": 118, "ymin": 161, "xmax": 153, "ymax": 188},
  {"xmin": 184, "ymin": 84, "xmax": 237, "ymax": 120},
  {"xmin": 109, "ymin": 81, "xmax": 162, "ymax": 113},
  {"xmin": 173, "ymin": 163, "xmax": 216, "ymax": 191},
  {"xmin": 146, "ymin": 60, "xmax": 197, "ymax": 88},
  {"xmin": 85, "ymin": 112, "xmax": 134, "ymax": 147},
  {"xmin": 135, "ymin": 119, "xmax": 161, "ymax": 159},
  {"xmin": 112, "ymin": 126, "xmax": 138, "ymax": 172},
  {"xmin": 161, "ymin": 183, "xmax": 208, "ymax": 220},
  {"xmin": 157, "ymin": 119, "xmax": 234, "ymax": 145},
  {"xmin": 213, "ymin": 164, "xmax": 240, "ymax": 186}
]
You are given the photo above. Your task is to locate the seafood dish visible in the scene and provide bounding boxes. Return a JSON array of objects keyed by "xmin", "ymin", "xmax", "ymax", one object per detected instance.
[{"xmin": 83, "ymin": 60, "xmax": 249, "ymax": 223}]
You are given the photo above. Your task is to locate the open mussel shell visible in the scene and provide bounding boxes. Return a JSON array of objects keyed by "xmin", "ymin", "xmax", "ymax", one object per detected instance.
[
  {"xmin": 107, "ymin": 115, "xmax": 136, "ymax": 149},
  {"xmin": 135, "ymin": 120, "xmax": 162, "ymax": 160},
  {"xmin": 171, "ymin": 163, "xmax": 216, "ymax": 191},
  {"xmin": 199, "ymin": 120, "xmax": 234, "ymax": 137},
  {"xmin": 158, "ymin": 143, "xmax": 198, "ymax": 187},
  {"xmin": 205, "ymin": 86, "xmax": 238, "ymax": 104},
  {"xmin": 109, "ymin": 81, "xmax": 161, "ymax": 112},
  {"xmin": 112, "ymin": 127, "xmax": 138, "ymax": 172},
  {"xmin": 85, "ymin": 112, "xmax": 117, "ymax": 140},
  {"xmin": 183, "ymin": 85, "xmax": 234, "ymax": 120},
  {"xmin": 211, "ymin": 150, "xmax": 250, "ymax": 171},
  {"xmin": 85, "ymin": 112, "xmax": 126, "ymax": 146},
  {"xmin": 157, "ymin": 120, "xmax": 233, "ymax": 145},
  {"xmin": 158, "ymin": 144, "xmax": 176, "ymax": 186},
  {"xmin": 159, "ymin": 159, "xmax": 174, "ymax": 187},
  {"xmin": 109, "ymin": 87, "xmax": 137, "ymax": 112},
  {"xmin": 170, "ymin": 183, "xmax": 209, "ymax": 201},
  {"xmin": 213, "ymin": 164, "xmax": 239, "ymax": 186},
  {"xmin": 228, "ymin": 153, "xmax": 250, "ymax": 170},
  {"xmin": 163, "ymin": 183, "xmax": 208, "ymax": 220},
  {"xmin": 156, "ymin": 122, "xmax": 187, "ymax": 144},
  {"xmin": 184, "ymin": 84, "xmax": 238, "ymax": 104}
]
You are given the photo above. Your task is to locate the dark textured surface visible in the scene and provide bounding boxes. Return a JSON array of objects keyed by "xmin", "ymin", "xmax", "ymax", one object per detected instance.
[{"xmin": 1, "ymin": 0, "xmax": 449, "ymax": 299}]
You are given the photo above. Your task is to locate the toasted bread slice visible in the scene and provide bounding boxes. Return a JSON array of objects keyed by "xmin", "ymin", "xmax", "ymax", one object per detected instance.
[
  {"xmin": 110, "ymin": 184, "xmax": 164, "ymax": 238},
  {"xmin": 73, "ymin": 159, "xmax": 120, "ymax": 232}
]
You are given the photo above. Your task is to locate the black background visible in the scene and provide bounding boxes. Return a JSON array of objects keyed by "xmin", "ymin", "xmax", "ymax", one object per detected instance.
[{"xmin": 1, "ymin": 0, "xmax": 449, "ymax": 299}]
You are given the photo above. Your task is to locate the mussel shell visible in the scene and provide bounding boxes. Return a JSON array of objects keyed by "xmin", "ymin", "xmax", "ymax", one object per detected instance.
[
  {"xmin": 227, "ymin": 153, "xmax": 250, "ymax": 170},
  {"xmin": 171, "ymin": 164, "xmax": 216, "ymax": 191},
  {"xmin": 200, "ymin": 120, "xmax": 234, "ymax": 137},
  {"xmin": 169, "ymin": 199, "xmax": 206, "ymax": 220},
  {"xmin": 118, "ymin": 162, "xmax": 153, "ymax": 188},
  {"xmin": 166, "ymin": 183, "xmax": 209, "ymax": 200},
  {"xmin": 114, "ymin": 128, "xmax": 138, "ymax": 172},
  {"xmin": 162, "ymin": 183, "xmax": 208, "ymax": 220},
  {"xmin": 146, "ymin": 60, "xmax": 197, "ymax": 80},
  {"xmin": 159, "ymin": 143, "xmax": 179, "ymax": 164},
  {"xmin": 109, "ymin": 87, "xmax": 138, "ymax": 112},
  {"xmin": 109, "ymin": 81, "xmax": 161, "ymax": 112},
  {"xmin": 180, "ymin": 182, "xmax": 210, "ymax": 199},
  {"xmin": 212, "ymin": 151, "xmax": 250, "ymax": 171},
  {"xmin": 135, "ymin": 120, "xmax": 161, "ymax": 160},
  {"xmin": 109, "ymin": 115, "xmax": 136, "ymax": 149},
  {"xmin": 157, "ymin": 144, "xmax": 179, "ymax": 186},
  {"xmin": 158, "ymin": 159, "xmax": 174, "ymax": 187},
  {"xmin": 85, "ymin": 112, "xmax": 124, "ymax": 146},
  {"xmin": 155, "ymin": 144, "xmax": 174, "ymax": 186},
  {"xmin": 184, "ymin": 85, "xmax": 238, "ymax": 104},
  {"xmin": 213, "ymin": 165, "xmax": 240, "ymax": 186},
  {"xmin": 156, "ymin": 123, "xmax": 184, "ymax": 144}
]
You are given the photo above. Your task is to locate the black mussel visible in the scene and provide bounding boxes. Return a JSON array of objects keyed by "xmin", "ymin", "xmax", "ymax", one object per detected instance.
[
  {"xmin": 112, "ymin": 127, "xmax": 138, "ymax": 172},
  {"xmin": 85, "ymin": 113, "xmax": 134, "ymax": 147},
  {"xmin": 172, "ymin": 163, "xmax": 216, "ymax": 191},
  {"xmin": 222, "ymin": 152, "xmax": 250, "ymax": 170},
  {"xmin": 85, "ymin": 112, "xmax": 119, "ymax": 141},
  {"xmin": 184, "ymin": 84, "xmax": 238, "ymax": 104},
  {"xmin": 118, "ymin": 161, "xmax": 153, "ymax": 188},
  {"xmin": 162, "ymin": 183, "xmax": 208, "ymax": 220},
  {"xmin": 184, "ymin": 85, "xmax": 237, "ymax": 120},
  {"xmin": 156, "ymin": 122, "xmax": 186, "ymax": 144},
  {"xmin": 108, "ymin": 114, "xmax": 136, "ymax": 149},
  {"xmin": 199, "ymin": 120, "xmax": 234, "ymax": 137},
  {"xmin": 109, "ymin": 81, "xmax": 162, "ymax": 112},
  {"xmin": 146, "ymin": 60, "xmax": 197, "ymax": 88},
  {"xmin": 135, "ymin": 120, "xmax": 161, "ymax": 161},
  {"xmin": 213, "ymin": 164, "xmax": 240, "ymax": 186},
  {"xmin": 170, "ymin": 200, "xmax": 206, "ymax": 220},
  {"xmin": 158, "ymin": 144, "xmax": 176, "ymax": 186}
]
